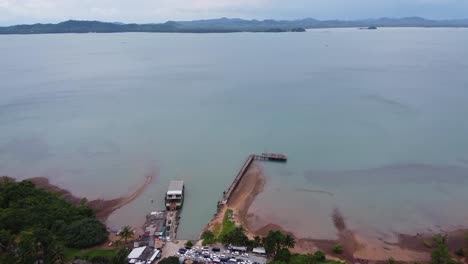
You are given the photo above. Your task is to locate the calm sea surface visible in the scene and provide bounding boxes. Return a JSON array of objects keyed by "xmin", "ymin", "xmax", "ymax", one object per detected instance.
[{"xmin": 1, "ymin": 28, "xmax": 468, "ymax": 240}]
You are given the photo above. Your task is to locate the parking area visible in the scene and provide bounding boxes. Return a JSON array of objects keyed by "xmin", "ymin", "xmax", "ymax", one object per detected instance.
[{"xmin": 176, "ymin": 245, "xmax": 267, "ymax": 264}]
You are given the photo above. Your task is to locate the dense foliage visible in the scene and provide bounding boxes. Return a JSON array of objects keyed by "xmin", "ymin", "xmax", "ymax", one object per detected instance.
[
  {"xmin": 221, "ymin": 226, "xmax": 249, "ymax": 246},
  {"xmin": 159, "ymin": 256, "xmax": 181, "ymax": 264},
  {"xmin": 64, "ymin": 218, "xmax": 109, "ymax": 248},
  {"xmin": 0, "ymin": 180, "xmax": 109, "ymax": 262},
  {"xmin": 201, "ymin": 230, "xmax": 216, "ymax": 245},
  {"xmin": 262, "ymin": 230, "xmax": 296, "ymax": 258}
]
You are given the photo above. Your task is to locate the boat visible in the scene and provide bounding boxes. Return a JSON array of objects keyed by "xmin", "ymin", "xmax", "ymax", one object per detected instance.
[{"xmin": 165, "ymin": 180, "xmax": 185, "ymax": 210}]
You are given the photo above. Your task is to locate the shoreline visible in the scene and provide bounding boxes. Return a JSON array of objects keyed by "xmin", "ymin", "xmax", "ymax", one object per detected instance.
[
  {"xmin": 204, "ymin": 165, "xmax": 468, "ymax": 263},
  {"xmin": 204, "ymin": 161, "xmax": 266, "ymax": 237},
  {"xmin": 7, "ymin": 175, "xmax": 152, "ymax": 222}
]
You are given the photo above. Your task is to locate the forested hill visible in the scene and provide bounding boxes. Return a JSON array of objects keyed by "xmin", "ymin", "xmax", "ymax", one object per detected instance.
[
  {"xmin": 0, "ymin": 178, "xmax": 110, "ymax": 263},
  {"xmin": 1, "ymin": 17, "xmax": 468, "ymax": 34}
]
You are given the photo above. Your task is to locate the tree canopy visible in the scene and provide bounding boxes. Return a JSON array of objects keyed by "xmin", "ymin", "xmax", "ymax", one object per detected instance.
[
  {"xmin": 0, "ymin": 180, "xmax": 109, "ymax": 262},
  {"xmin": 64, "ymin": 218, "xmax": 108, "ymax": 248}
]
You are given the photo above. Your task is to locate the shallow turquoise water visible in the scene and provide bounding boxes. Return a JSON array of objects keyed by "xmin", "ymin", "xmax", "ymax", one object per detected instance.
[{"xmin": 1, "ymin": 28, "xmax": 468, "ymax": 240}]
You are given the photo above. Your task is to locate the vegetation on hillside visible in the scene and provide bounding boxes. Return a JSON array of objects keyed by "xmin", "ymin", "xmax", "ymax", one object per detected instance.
[
  {"xmin": 0, "ymin": 179, "xmax": 110, "ymax": 263},
  {"xmin": 2, "ymin": 17, "xmax": 468, "ymax": 35}
]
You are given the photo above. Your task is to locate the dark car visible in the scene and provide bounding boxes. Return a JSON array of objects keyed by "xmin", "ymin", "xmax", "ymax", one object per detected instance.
[
  {"xmin": 178, "ymin": 248, "xmax": 187, "ymax": 254},
  {"xmin": 212, "ymin": 247, "xmax": 221, "ymax": 252}
]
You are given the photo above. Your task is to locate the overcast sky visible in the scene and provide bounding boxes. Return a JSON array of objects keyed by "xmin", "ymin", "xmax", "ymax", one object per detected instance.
[{"xmin": 1, "ymin": 0, "xmax": 467, "ymax": 26}]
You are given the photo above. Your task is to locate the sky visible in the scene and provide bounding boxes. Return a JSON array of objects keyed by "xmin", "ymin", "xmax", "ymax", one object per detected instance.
[{"xmin": 0, "ymin": 0, "xmax": 467, "ymax": 26}]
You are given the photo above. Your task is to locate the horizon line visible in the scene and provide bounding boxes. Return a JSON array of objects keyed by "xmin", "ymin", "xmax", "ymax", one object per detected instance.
[{"xmin": 2, "ymin": 16, "xmax": 468, "ymax": 27}]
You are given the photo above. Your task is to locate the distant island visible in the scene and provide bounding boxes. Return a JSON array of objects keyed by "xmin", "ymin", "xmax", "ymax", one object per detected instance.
[{"xmin": 1, "ymin": 17, "xmax": 468, "ymax": 34}]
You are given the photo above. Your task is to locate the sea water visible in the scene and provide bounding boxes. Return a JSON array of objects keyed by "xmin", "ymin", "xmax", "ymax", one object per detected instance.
[{"xmin": 1, "ymin": 28, "xmax": 468, "ymax": 240}]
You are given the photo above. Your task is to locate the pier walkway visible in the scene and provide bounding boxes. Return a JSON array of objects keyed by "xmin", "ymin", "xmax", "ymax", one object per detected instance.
[{"xmin": 222, "ymin": 153, "xmax": 287, "ymax": 203}]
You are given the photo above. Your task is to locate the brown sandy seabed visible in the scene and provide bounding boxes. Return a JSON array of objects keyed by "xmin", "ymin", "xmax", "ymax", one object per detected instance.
[{"xmin": 204, "ymin": 163, "xmax": 468, "ymax": 264}]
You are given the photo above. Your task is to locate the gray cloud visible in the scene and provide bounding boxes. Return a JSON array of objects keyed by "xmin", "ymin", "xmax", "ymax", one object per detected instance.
[{"xmin": 0, "ymin": 0, "xmax": 467, "ymax": 26}]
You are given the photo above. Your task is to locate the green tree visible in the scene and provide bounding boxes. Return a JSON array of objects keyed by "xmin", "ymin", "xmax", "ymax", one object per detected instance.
[
  {"xmin": 253, "ymin": 236, "xmax": 262, "ymax": 247},
  {"xmin": 387, "ymin": 257, "xmax": 396, "ymax": 264},
  {"xmin": 431, "ymin": 234, "xmax": 453, "ymax": 264},
  {"xmin": 221, "ymin": 226, "xmax": 249, "ymax": 246},
  {"xmin": 64, "ymin": 218, "xmax": 108, "ymax": 248},
  {"xmin": 0, "ymin": 229, "xmax": 14, "ymax": 253},
  {"xmin": 185, "ymin": 240, "xmax": 194, "ymax": 247},
  {"xmin": 332, "ymin": 244, "xmax": 343, "ymax": 254},
  {"xmin": 275, "ymin": 248, "xmax": 292, "ymax": 262},
  {"xmin": 16, "ymin": 232, "xmax": 37, "ymax": 264},
  {"xmin": 0, "ymin": 180, "xmax": 107, "ymax": 262},
  {"xmin": 313, "ymin": 251, "xmax": 326, "ymax": 262},
  {"xmin": 47, "ymin": 243, "xmax": 65, "ymax": 264},
  {"xmin": 282, "ymin": 234, "xmax": 296, "ymax": 249},
  {"xmin": 118, "ymin": 225, "xmax": 134, "ymax": 245},
  {"xmin": 263, "ymin": 230, "xmax": 286, "ymax": 257},
  {"xmin": 201, "ymin": 231, "xmax": 216, "ymax": 245}
]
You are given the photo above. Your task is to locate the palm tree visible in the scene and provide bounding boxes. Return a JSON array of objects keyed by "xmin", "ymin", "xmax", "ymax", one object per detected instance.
[
  {"xmin": 118, "ymin": 226, "xmax": 134, "ymax": 246},
  {"xmin": 282, "ymin": 234, "xmax": 295, "ymax": 249}
]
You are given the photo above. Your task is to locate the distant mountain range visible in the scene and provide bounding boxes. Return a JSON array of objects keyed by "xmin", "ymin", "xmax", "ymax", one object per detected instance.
[{"xmin": 1, "ymin": 17, "xmax": 468, "ymax": 34}]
